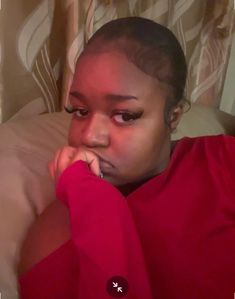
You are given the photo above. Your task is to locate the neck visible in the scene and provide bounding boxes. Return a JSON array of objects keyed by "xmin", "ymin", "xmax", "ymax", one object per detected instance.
[{"xmin": 118, "ymin": 177, "xmax": 152, "ymax": 197}]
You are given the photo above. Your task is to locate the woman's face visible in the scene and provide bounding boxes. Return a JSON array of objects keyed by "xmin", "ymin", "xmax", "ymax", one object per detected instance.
[{"xmin": 68, "ymin": 51, "xmax": 172, "ymax": 187}]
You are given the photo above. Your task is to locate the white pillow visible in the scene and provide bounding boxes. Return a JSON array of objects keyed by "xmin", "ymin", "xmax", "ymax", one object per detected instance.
[
  {"xmin": 172, "ymin": 104, "xmax": 235, "ymax": 139},
  {"xmin": 0, "ymin": 104, "xmax": 234, "ymax": 299},
  {"xmin": 0, "ymin": 111, "xmax": 70, "ymax": 299}
]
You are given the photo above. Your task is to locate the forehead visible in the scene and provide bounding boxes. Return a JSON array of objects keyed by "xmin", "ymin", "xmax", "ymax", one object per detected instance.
[{"xmin": 71, "ymin": 51, "xmax": 168, "ymax": 99}]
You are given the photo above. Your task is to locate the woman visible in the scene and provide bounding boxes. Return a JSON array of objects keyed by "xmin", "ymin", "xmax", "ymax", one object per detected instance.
[{"xmin": 18, "ymin": 17, "xmax": 235, "ymax": 299}]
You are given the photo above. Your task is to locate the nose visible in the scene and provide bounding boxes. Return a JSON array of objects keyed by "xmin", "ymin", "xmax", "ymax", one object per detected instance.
[{"xmin": 81, "ymin": 113, "xmax": 110, "ymax": 148}]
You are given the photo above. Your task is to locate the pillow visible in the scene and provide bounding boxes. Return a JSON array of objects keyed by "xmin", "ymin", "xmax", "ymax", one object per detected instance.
[
  {"xmin": 172, "ymin": 104, "xmax": 235, "ymax": 139},
  {"xmin": 0, "ymin": 104, "xmax": 234, "ymax": 299},
  {"xmin": 0, "ymin": 111, "xmax": 70, "ymax": 299}
]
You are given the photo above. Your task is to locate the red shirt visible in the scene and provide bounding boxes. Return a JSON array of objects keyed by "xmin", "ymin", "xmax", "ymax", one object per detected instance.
[{"xmin": 19, "ymin": 135, "xmax": 235, "ymax": 299}]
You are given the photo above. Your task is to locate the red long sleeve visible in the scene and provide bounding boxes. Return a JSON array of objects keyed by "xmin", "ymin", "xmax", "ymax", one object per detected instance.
[
  {"xmin": 56, "ymin": 160, "xmax": 153, "ymax": 299},
  {"xmin": 19, "ymin": 135, "xmax": 235, "ymax": 299}
]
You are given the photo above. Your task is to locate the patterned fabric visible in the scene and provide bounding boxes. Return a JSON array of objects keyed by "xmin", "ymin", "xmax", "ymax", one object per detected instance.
[
  {"xmin": 1, "ymin": 1, "xmax": 64, "ymax": 122},
  {"xmin": 0, "ymin": 0, "xmax": 234, "ymax": 123}
]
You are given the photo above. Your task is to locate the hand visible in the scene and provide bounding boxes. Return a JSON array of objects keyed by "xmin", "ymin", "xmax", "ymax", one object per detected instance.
[{"xmin": 47, "ymin": 146, "xmax": 101, "ymax": 184}]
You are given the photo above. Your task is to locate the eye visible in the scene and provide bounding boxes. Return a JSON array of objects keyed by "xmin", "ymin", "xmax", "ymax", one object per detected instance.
[
  {"xmin": 74, "ymin": 109, "xmax": 89, "ymax": 117},
  {"xmin": 64, "ymin": 106, "xmax": 143, "ymax": 123},
  {"xmin": 64, "ymin": 106, "xmax": 89, "ymax": 118},
  {"xmin": 112, "ymin": 111, "xmax": 143, "ymax": 124}
]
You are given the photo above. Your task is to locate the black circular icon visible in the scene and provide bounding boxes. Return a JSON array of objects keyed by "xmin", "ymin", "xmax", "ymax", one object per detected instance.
[{"xmin": 106, "ymin": 275, "xmax": 129, "ymax": 297}]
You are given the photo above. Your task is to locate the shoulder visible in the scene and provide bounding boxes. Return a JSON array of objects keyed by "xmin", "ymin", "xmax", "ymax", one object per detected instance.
[
  {"xmin": 172, "ymin": 135, "xmax": 235, "ymax": 167},
  {"xmin": 177, "ymin": 134, "xmax": 235, "ymax": 177},
  {"xmin": 175, "ymin": 134, "xmax": 235, "ymax": 151},
  {"xmin": 18, "ymin": 200, "xmax": 71, "ymax": 276},
  {"xmin": 193, "ymin": 134, "xmax": 235, "ymax": 157}
]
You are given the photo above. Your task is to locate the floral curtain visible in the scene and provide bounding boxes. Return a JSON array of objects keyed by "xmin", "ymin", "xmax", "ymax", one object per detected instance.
[{"xmin": 0, "ymin": 0, "xmax": 234, "ymax": 123}]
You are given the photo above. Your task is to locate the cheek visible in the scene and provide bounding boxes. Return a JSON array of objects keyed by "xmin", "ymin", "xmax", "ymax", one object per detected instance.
[
  {"xmin": 68, "ymin": 121, "xmax": 82, "ymax": 147},
  {"xmin": 114, "ymin": 124, "xmax": 168, "ymax": 166},
  {"xmin": 113, "ymin": 132, "xmax": 152, "ymax": 165}
]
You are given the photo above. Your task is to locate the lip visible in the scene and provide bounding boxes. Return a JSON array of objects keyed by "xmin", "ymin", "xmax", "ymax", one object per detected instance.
[
  {"xmin": 86, "ymin": 150, "xmax": 114, "ymax": 171},
  {"xmin": 99, "ymin": 159, "xmax": 114, "ymax": 170},
  {"xmin": 90, "ymin": 152, "xmax": 114, "ymax": 167}
]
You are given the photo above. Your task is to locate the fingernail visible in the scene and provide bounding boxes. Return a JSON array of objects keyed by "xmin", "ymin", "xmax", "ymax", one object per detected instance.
[{"xmin": 99, "ymin": 172, "xmax": 104, "ymax": 179}]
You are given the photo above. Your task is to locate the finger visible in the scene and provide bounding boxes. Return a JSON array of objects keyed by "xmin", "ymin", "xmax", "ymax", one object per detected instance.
[
  {"xmin": 72, "ymin": 150, "xmax": 101, "ymax": 177},
  {"xmin": 56, "ymin": 146, "xmax": 77, "ymax": 178},
  {"xmin": 53, "ymin": 148, "xmax": 63, "ymax": 182},
  {"xmin": 47, "ymin": 161, "xmax": 55, "ymax": 180},
  {"xmin": 86, "ymin": 154, "xmax": 101, "ymax": 177}
]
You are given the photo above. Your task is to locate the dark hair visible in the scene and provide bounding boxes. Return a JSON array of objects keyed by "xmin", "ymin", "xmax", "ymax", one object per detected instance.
[{"xmin": 80, "ymin": 17, "xmax": 189, "ymax": 124}]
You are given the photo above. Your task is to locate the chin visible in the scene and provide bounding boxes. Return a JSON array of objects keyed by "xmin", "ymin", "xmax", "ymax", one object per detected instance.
[{"xmin": 102, "ymin": 173, "xmax": 126, "ymax": 187}]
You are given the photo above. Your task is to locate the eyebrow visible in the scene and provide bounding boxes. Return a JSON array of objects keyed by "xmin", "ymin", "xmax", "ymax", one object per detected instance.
[{"xmin": 69, "ymin": 91, "xmax": 138, "ymax": 102}]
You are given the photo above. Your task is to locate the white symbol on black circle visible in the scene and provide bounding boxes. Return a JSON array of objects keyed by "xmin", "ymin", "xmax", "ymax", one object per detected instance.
[
  {"xmin": 113, "ymin": 281, "xmax": 123, "ymax": 293},
  {"xmin": 106, "ymin": 276, "xmax": 128, "ymax": 297}
]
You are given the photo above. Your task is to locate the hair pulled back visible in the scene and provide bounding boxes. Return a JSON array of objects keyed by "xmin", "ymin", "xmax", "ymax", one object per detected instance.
[{"xmin": 80, "ymin": 17, "xmax": 189, "ymax": 123}]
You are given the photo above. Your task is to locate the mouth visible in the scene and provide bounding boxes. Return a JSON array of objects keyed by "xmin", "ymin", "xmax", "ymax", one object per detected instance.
[
  {"xmin": 91, "ymin": 152, "xmax": 114, "ymax": 167},
  {"xmin": 86, "ymin": 150, "xmax": 114, "ymax": 172},
  {"xmin": 99, "ymin": 158, "xmax": 114, "ymax": 172}
]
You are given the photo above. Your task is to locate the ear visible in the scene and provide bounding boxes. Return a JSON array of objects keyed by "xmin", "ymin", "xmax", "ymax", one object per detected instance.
[{"xmin": 169, "ymin": 102, "xmax": 185, "ymax": 132}]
